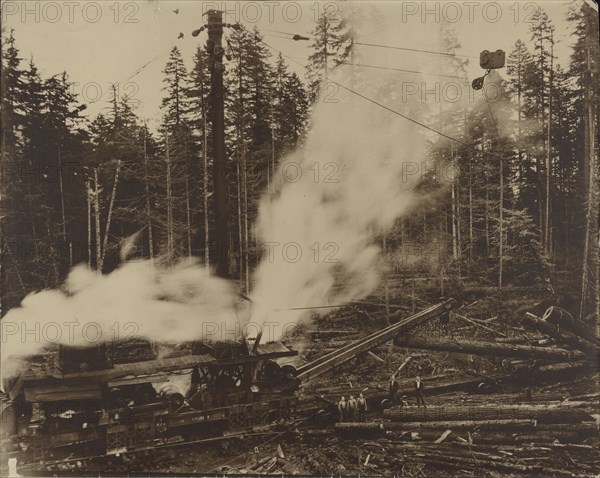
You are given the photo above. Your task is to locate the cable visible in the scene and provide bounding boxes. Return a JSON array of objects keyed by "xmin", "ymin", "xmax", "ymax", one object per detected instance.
[
  {"xmin": 264, "ymin": 29, "xmax": 302, "ymax": 36},
  {"xmin": 261, "ymin": 30, "xmax": 476, "ymax": 60},
  {"xmin": 353, "ymin": 41, "xmax": 477, "ymax": 59},
  {"xmin": 339, "ymin": 61, "xmax": 467, "ymax": 80},
  {"xmin": 118, "ymin": 39, "xmax": 179, "ymax": 84},
  {"xmin": 260, "ymin": 40, "xmax": 501, "ymax": 160},
  {"xmin": 264, "ymin": 33, "xmax": 294, "ymax": 40}
]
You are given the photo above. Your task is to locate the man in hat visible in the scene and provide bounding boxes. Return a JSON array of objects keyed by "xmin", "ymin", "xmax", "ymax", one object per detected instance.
[
  {"xmin": 357, "ymin": 393, "xmax": 368, "ymax": 422},
  {"xmin": 347, "ymin": 395, "xmax": 358, "ymax": 422},
  {"xmin": 338, "ymin": 396, "xmax": 348, "ymax": 422},
  {"xmin": 414, "ymin": 376, "xmax": 426, "ymax": 407}
]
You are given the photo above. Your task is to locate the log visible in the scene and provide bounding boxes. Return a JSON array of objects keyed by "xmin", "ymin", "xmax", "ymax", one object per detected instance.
[
  {"xmin": 543, "ymin": 306, "xmax": 598, "ymax": 342},
  {"xmin": 523, "ymin": 312, "xmax": 598, "ymax": 357},
  {"xmin": 383, "ymin": 404, "xmax": 593, "ymax": 424},
  {"xmin": 336, "ymin": 422, "xmax": 592, "ymax": 444},
  {"xmin": 535, "ymin": 422, "xmax": 599, "ymax": 435},
  {"xmin": 472, "ymin": 431, "xmax": 581, "ymax": 445},
  {"xmin": 416, "ymin": 453, "xmax": 538, "ymax": 474},
  {"xmin": 495, "ymin": 337, "xmax": 527, "ymax": 344},
  {"xmin": 336, "ymin": 419, "xmax": 537, "ymax": 433},
  {"xmin": 535, "ymin": 361, "xmax": 590, "ymax": 377},
  {"xmin": 393, "ymin": 335, "xmax": 585, "ymax": 361}
]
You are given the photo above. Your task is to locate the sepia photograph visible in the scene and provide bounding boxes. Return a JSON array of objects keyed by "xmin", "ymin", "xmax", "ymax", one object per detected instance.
[{"xmin": 0, "ymin": 0, "xmax": 599, "ymax": 476}]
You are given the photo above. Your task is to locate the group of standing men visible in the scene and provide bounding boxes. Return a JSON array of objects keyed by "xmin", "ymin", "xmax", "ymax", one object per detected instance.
[
  {"xmin": 336, "ymin": 357, "xmax": 428, "ymax": 423},
  {"xmin": 338, "ymin": 394, "xmax": 368, "ymax": 422}
]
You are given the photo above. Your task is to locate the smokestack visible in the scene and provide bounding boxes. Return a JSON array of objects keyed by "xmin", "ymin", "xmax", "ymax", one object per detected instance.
[{"xmin": 252, "ymin": 329, "xmax": 264, "ymax": 354}]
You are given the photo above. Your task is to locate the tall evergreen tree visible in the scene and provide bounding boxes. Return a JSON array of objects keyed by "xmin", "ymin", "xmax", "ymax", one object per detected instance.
[{"xmin": 306, "ymin": 10, "xmax": 352, "ymax": 102}]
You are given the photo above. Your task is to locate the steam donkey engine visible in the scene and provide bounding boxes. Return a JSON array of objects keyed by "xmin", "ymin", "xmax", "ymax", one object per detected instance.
[{"xmin": 1, "ymin": 336, "xmax": 300, "ymax": 464}]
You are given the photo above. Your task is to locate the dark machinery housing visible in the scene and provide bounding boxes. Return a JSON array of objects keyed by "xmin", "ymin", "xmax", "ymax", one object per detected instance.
[{"xmin": 1, "ymin": 337, "xmax": 300, "ymax": 464}]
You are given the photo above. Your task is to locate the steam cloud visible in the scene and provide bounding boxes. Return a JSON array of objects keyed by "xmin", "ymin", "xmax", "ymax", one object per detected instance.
[
  {"xmin": 250, "ymin": 4, "xmax": 433, "ymax": 336},
  {"xmin": 1, "ymin": 260, "xmax": 237, "ymax": 383},
  {"xmin": 250, "ymin": 75, "xmax": 426, "ymax": 338}
]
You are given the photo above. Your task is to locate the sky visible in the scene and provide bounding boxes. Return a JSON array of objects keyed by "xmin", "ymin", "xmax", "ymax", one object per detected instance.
[{"xmin": 2, "ymin": 0, "xmax": 582, "ymax": 131}]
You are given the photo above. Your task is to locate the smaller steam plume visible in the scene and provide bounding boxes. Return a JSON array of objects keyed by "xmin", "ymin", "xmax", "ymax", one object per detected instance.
[{"xmin": 1, "ymin": 259, "xmax": 238, "ymax": 383}]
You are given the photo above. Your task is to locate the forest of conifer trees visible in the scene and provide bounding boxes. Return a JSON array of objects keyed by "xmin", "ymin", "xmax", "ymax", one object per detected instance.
[
  {"xmin": 1, "ymin": 2, "xmax": 600, "ymax": 476},
  {"xmin": 1, "ymin": 1, "xmax": 598, "ymax": 322}
]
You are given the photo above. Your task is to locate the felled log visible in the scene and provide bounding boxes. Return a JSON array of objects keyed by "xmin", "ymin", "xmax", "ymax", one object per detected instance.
[
  {"xmin": 543, "ymin": 306, "xmax": 598, "ymax": 342},
  {"xmin": 473, "ymin": 431, "xmax": 581, "ymax": 445},
  {"xmin": 383, "ymin": 404, "xmax": 593, "ymax": 424},
  {"xmin": 523, "ymin": 312, "xmax": 598, "ymax": 357},
  {"xmin": 393, "ymin": 335, "xmax": 584, "ymax": 361},
  {"xmin": 336, "ymin": 419, "xmax": 537, "ymax": 433},
  {"xmin": 415, "ymin": 451, "xmax": 538, "ymax": 474},
  {"xmin": 494, "ymin": 337, "xmax": 528, "ymax": 344},
  {"xmin": 536, "ymin": 422, "xmax": 599, "ymax": 435}
]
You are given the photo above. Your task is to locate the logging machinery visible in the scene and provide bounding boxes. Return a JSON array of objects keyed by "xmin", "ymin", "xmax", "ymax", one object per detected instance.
[{"xmin": 0, "ymin": 300, "xmax": 455, "ymax": 467}]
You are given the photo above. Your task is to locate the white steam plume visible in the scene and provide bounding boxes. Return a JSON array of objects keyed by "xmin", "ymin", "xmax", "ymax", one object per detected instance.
[
  {"xmin": 1, "ymin": 259, "xmax": 238, "ymax": 383},
  {"xmin": 250, "ymin": 21, "xmax": 431, "ymax": 337}
]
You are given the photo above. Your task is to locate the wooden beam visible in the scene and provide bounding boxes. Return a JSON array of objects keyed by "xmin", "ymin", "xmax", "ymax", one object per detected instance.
[{"xmin": 297, "ymin": 300, "xmax": 455, "ymax": 382}]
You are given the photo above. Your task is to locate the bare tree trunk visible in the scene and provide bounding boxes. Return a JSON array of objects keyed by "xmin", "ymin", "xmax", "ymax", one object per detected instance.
[
  {"xmin": 93, "ymin": 168, "xmax": 101, "ymax": 273},
  {"xmin": 484, "ymin": 144, "xmax": 490, "ymax": 258},
  {"xmin": 57, "ymin": 142, "xmax": 67, "ymax": 243},
  {"xmin": 185, "ymin": 168, "xmax": 192, "ymax": 260},
  {"xmin": 499, "ymin": 155, "xmax": 504, "ymax": 288},
  {"xmin": 451, "ymin": 183, "xmax": 458, "ymax": 260},
  {"xmin": 456, "ymin": 187, "xmax": 462, "ymax": 277},
  {"xmin": 411, "ymin": 277, "xmax": 416, "ymax": 314},
  {"xmin": 203, "ymin": 122, "xmax": 210, "ymax": 267},
  {"xmin": 270, "ymin": 102, "xmax": 275, "ymax": 200},
  {"xmin": 86, "ymin": 178, "xmax": 92, "ymax": 268},
  {"xmin": 166, "ymin": 134, "xmax": 174, "ymax": 261},
  {"xmin": 143, "ymin": 129, "xmax": 154, "ymax": 263},
  {"xmin": 237, "ymin": 148, "xmax": 243, "ymax": 284},
  {"xmin": 468, "ymin": 154, "xmax": 473, "ymax": 275},
  {"xmin": 538, "ymin": 23, "xmax": 546, "ymax": 246},
  {"xmin": 579, "ymin": 37, "xmax": 597, "ymax": 321},
  {"xmin": 545, "ymin": 29, "xmax": 554, "ymax": 255},
  {"xmin": 26, "ymin": 183, "xmax": 38, "ymax": 245},
  {"xmin": 99, "ymin": 160, "xmax": 121, "ymax": 271},
  {"xmin": 382, "ymin": 221, "xmax": 390, "ymax": 324},
  {"xmin": 517, "ymin": 65, "xmax": 524, "ymax": 202},
  {"xmin": 242, "ymin": 145, "xmax": 250, "ymax": 294}
]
